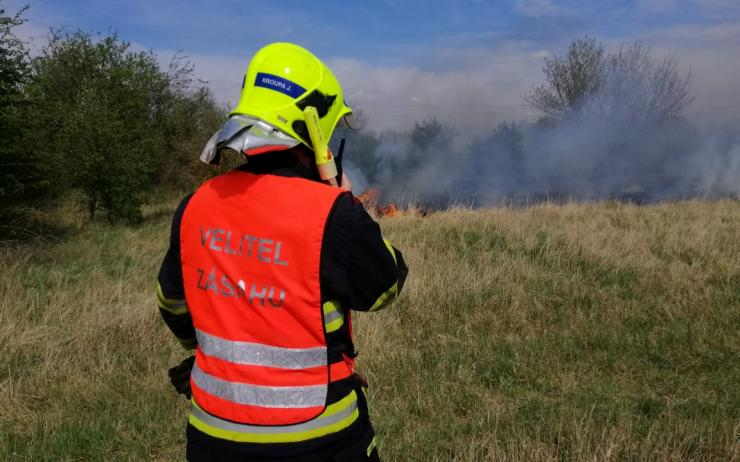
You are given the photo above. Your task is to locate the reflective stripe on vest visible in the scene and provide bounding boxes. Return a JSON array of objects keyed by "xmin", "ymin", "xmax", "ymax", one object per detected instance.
[
  {"xmin": 188, "ymin": 390, "xmax": 360, "ymax": 443},
  {"xmin": 181, "ymin": 171, "xmax": 344, "ymax": 426},
  {"xmin": 196, "ymin": 329, "xmax": 326, "ymax": 369},
  {"xmin": 191, "ymin": 361, "xmax": 327, "ymax": 408}
]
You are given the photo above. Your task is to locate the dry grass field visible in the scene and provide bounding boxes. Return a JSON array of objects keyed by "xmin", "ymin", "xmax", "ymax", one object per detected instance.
[{"xmin": 1, "ymin": 200, "xmax": 738, "ymax": 461}]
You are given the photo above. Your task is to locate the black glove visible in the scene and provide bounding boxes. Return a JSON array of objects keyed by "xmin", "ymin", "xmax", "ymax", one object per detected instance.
[{"xmin": 168, "ymin": 355, "xmax": 195, "ymax": 399}]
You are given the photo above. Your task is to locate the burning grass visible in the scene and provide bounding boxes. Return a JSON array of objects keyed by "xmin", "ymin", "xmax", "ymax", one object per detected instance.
[
  {"xmin": 1, "ymin": 199, "xmax": 738, "ymax": 461},
  {"xmin": 357, "ymin": 188, "xmax": 424, "ymax": 218}
]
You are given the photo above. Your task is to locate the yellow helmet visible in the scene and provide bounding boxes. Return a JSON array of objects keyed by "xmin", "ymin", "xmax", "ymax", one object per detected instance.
[{"xmin": 231, "ymin": 42, "xmax": 352, "ymax": 152}]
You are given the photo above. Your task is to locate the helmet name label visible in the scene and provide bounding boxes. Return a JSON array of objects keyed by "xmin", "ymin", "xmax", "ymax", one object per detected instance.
[{"xmin": 254, "ymin": 72, "xmax": 306, "ymax": 99}]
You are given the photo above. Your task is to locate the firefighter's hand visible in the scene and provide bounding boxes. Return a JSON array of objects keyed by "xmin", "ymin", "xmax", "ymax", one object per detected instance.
[{"xmin": 168, "ymin": 355, "xmax": 195, "ymax": 399}]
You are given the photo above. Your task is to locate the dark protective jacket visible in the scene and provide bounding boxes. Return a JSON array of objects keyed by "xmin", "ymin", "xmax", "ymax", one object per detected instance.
[{"xmin": 157, "ymin": 153, "xmax": 407, "ymax": 459}]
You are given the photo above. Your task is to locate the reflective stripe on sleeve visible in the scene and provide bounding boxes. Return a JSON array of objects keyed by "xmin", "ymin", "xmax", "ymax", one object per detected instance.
[
  {"xmin": 383, "ymin": 239, "xmax": 397, "ymax": 264},
  {"xmin": 196, "ymin": 329, "xmax": 326, "ymax": 369},
  {"xmin": 156, "ymin": 282, "xmax": 188, "ymax": 315},
  {"xmin": 369, "ymin": 281, "xmax": 398, "ymax": 312},
  {"xmin": 322, "ymin": 301, "xmax": 344, "ymax": 333},
  {"xmin": 188, "ymin": 390, "xmax": 360, "ymax": 443},
  {"xmin": 368, "ymin": 239, "xmax": 400, "ymax": 312},
  {"xmin": 191, "ymin": 362, "xmax": 327, "ymax": 408},
  {"xmin": 367, "ymin": 436, "xmax": 378, "ymax": 456}
]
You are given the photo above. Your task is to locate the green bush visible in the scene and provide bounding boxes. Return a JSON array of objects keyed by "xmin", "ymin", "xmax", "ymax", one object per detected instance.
[{"xmin": 24, "ymin": 31, "xmax": 221, "ymax": 222}]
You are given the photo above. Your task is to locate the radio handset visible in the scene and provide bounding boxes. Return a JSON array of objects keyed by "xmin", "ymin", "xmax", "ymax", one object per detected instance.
[{"xmin": 303, "ymin": 106, "xmax": 338, "ymax": 187}]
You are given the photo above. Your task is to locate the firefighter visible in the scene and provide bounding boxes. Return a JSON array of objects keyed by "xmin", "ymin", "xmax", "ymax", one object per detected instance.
[{"xmin": 157, "ymin": 42, "xmax": 408, "ymax": 461}]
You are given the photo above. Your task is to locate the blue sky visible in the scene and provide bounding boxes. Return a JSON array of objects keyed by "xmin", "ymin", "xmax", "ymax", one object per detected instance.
[{"xmin": 6, "ymin": 0, "xmax": 740, "ymax": 130}]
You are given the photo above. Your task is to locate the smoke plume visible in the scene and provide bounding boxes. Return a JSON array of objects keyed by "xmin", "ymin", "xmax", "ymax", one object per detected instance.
[
  {"xmin": 338, "ymin": 43, "xmax": 740, "ymax": 207},
  {"xmin": 354, "ymin": 114, "xmax": 739, "ymax": 208}
]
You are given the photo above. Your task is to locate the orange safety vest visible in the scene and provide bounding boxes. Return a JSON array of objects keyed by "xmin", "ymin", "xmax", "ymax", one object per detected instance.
[{"xmin": 180, "ymin": 171, "xmax": 353, "ymax": 426}]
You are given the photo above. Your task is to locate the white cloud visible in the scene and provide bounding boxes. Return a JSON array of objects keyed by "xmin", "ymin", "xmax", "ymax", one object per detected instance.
[{"xmin": 327, "ymin": 45, "xmax": 545, "ymax": 132}]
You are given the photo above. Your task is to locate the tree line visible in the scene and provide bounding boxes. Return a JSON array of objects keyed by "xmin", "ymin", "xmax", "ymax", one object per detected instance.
[{"xmin": 1, "ymin": 4, "xmax": 224, "ymax": 233}]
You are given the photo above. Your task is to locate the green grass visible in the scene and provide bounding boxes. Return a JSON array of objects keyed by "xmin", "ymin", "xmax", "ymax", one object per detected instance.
[{"xmin": 1, "ymin": 200, "xmax": 739, "ymax": 461}]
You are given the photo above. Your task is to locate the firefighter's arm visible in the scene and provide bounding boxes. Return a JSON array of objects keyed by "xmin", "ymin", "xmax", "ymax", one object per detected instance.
[
  {"xmin": 368, "ymin": 238, "xmax": 408, "ymax": 311},
  {"xmin": 156, "ymin": 194, "xmax": 197, "ymax": 350},
  {"xmin": 321, "ymin": 194, "xmax": 408, "ymax": 312},
  {"xmin": 156, "ymin": 280, "xmax": 196, "ymax": 350}
]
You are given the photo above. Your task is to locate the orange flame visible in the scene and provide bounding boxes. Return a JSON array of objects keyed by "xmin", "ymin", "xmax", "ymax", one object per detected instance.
[
  {"xmin": 379, "ymin": 203, "xmax": 398, "ymax": 217},
  {"xmin": 356, "ymin": 188, "xmax": 398, "ymax": 217}
]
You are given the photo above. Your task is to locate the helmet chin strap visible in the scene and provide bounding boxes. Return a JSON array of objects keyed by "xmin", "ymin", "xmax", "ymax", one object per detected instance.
[{"xmin": 303, "ymin": 106, "xmax": 338, "ymax": 187}]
